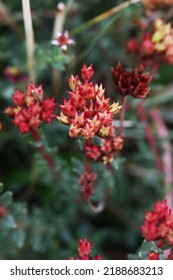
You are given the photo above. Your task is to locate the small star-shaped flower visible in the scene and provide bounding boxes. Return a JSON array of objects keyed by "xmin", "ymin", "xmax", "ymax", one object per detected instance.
[{"xmin": 51, "ymin": 31, "xmax": 75, "ymax": 51}]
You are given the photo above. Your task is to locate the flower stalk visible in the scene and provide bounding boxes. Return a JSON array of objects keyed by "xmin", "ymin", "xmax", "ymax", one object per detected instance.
[
  {"xmin": 51, "ymin": 3, "xmax": 66, "ymax": 96},
  {"xmin": 31, "ymin": 129, "xmax": 56, "ymax": 172},
  {"xmin": 119, "ymin": 96, "xmax": 126, "ymax": 137},
  {"xmin": 150, "ymin": 108, "xmax": 173, "ymax": 191},
  {"xmin": 22, "ymin": 0, "xmax": 35, "ymax": 82},
  {"xmin": 137, "ymin": 102, "xmax": 162, "ymax": 172}
]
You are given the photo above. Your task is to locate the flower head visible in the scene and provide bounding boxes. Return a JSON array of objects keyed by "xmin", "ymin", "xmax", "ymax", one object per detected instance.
[
  {"xmin": 68, "ymin": 237, "xmax": 102, "ymax": 260},
  {"xmin": 51, "ymin": 31, "xmax": 75, "ymax": 51},
  {"xmin": 79, "ymin": 171, "xmax": 97, "ymax": 200},
  {"xmin": 85, "ymin": 134, "xmax": 123, "ymax": 165},
  {"xmin": 141, "ymin": 199, "xmax": 173, "ymax": 247},
  {"xmin": 148, "ymin": 251, "xmax": 160, "ymax": 260},
  {"xmin": 57, "ymin": 2, "xmax": 65, "ymax": 11},
  {"xmin": 78, "ymin": 238, "xmax": 92, "ymax": 259},
  {"xmin": 58, "ymin": 64, "xmax": 121, "ymax": 140},
  {"xmin": 126, "ymin": 19, "xmax": 173, "ymax": 68},
  {"xmin": 4, "ymin": 83, "xmax": 57, "ymax": 134},
  {"xmin": 112, "ymin": 63, "xmax": 152, "ymax": 98}
]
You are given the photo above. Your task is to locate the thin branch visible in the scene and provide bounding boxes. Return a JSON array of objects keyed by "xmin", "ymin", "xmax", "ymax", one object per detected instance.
[{"xmin": 71, "ymin": 0, "xmax": 141, "ymax": 35}]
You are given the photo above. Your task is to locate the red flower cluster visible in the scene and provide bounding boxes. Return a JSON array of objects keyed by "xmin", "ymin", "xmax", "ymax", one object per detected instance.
[
  {"xmin": 85, "ymin": 131, "xmax": 123, "ymax": 165},
  {"xmin": 58, "ymin": 64, "xmax": 121, "ymax": 139},
  {"xmin": 68, "ymin": 238, "xmax": 102, "ymax": 260},
  {"xmin": 126, "ymin": 19, "xmax": 173, "ymax": 67},
  {"xmin": 148, "ymin": 251, "xmax": 160, "ymax": 260},
  {"xmin": 112, "ymin": 63, "xmax": 152, "ymax": 98},
  {"xmin": 141, "ymin": 199, "xmax": 173, "ymax": 247},
  {"xmin": 4, "ymin": 83, "xmax": 57, "ymax": 134},
  {"xmin": 142, "ymin": 0, "xmax": 173, "ymax": 10},
  {"xmin": 79, "ymin": 171, "xmax": 97, "ymax": 200},
  {"xmin": 148, "ymin": 251, "xmax": 173, "ymax": 260}
]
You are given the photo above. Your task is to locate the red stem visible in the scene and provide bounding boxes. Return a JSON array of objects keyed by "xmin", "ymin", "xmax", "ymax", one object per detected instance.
[
  {"xmin": 137, "ymin": 102, "xmax": 162, "ymax": 172},
  {"xmin": 150, "ymin": 108, "xmax": 173, "ymax": 188},
  {"xmin": 84, "ymin": 140, "xmax": 92, "ymax": 172},
  {"xmin": 119, "ymin": 96, "xmax": 126, "ymax": 137},
  {"xmin": 31, "ymin": 129, "xmax": 56, "ymax": 171}
]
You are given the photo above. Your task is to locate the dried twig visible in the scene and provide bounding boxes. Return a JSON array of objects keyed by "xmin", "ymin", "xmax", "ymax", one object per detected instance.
[
  {"xmin": 22, "ymin": 0, "xmax": 35, "ymax": 82},
  {"xmin": 51, "ymin": 3, "xmax": 66, "ymax": 96}
]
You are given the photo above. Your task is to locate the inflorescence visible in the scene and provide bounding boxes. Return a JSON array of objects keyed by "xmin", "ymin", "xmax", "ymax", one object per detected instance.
[
  {"xmin": 4, "ymin": 83, "xmax": 57, "ymax": 134},
  {"xmin": 141, "ymin": 199, "xmax": 173, "ymax": 249},
  {"xmin": 112, "ymin": 63, "xmax": 152, "ymax": 98},
  {"xmin": 126, "ymin": 19, "xmax": 173, "ymax": 67},
  {"xmin": 68, "ymin": 238, "xmax": 102, "ymax": 260},
  {"xmin": 57, "ymin": 64, "xmax": 121, "ymax": 140}
]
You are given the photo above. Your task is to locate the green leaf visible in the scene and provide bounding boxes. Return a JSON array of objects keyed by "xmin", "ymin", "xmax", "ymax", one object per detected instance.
[
  {"xmin": 90, "ymin": 136, "xmax": 103, "ymax": 147},
  {"xmin": 35, "ymin": 43, "xmax": 71, "ymax": 73},
  {"xmin": 77, "ymin": 137, "xmax": 85, "ymax": 151},
  {"xmin": 137, "ymin": 240, "xmax": 161, "ymax": 260}
]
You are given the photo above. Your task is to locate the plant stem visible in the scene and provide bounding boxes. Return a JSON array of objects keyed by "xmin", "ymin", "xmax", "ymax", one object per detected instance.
[
  {"xmin": 84, "ymin": 140, "xmax": 105, "ymax": 213},
  {"xmin": 150, "ymin": 108, "xmax": 173, "ymax": 192},
  {"xmin": 84, "ymin": 140, "xmax": 91, "ymax": 172},
  {"xmin": 72, "ymin": 0, "xmax": 141, "ymax": 35},
  {"xmin": 31, "ymin": 129, "xmax": 56, "ymax": 172},
  {"xmin": 52, "ymin": 3, "xmax": 65, "ymax": 39},
  {"xmin": 137, "ymin": 102, "xmax": 162, "ymax": 172},
  {"xmin": 22, "ymin": 0, "xmax": 35, "ymax": 82},
  {"xmin": 119, "ymin": 96, "xmax": 126, "ymax": 137},
  {"xmin": 51, "ymin": 3, "xmax": 66, "ymax": 97}
]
